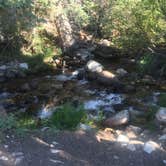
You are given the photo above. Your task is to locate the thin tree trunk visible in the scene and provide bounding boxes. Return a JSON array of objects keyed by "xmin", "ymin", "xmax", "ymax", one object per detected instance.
[{"xmin": 55, "ymin": 2, "xmax": 76, "ymax": 55}]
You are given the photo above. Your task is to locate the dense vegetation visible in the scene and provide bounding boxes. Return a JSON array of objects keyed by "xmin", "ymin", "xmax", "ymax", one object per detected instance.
[{"xmin": 0, "ymin": 0, "xmax": 165, "ymax": 73}]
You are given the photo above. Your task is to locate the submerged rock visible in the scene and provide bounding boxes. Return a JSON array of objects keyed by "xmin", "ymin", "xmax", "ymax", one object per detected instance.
[
  {"xmin": 116, "ymin": 68, "xmax": 128, "ymax": 77},
  {"xmin": 103, "ymin": 110, "xmax": 129, "ymax": 127},
  {"xmin": 156, "ymin": 107, "xmax": 166, "ymax": 124},
  {"xmin": 19, "ymin": 63, "xmax": 28, "ymax": 70},
  {"xmin": 55, "ymin": 74, "xmax": 73, "ymax": 81},
  {"xmin": 84, "ymin": 93, "xmax": 124, "ymax": 111}
]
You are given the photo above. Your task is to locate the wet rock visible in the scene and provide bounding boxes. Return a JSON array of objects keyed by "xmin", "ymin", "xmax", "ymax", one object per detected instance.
[
  {"xmin": 6, "ymin": 70, "xmax": 16, "ymax": 78},
  {"xmin": 163, "ymin": 160, "xmax": 166, "ymax": 164},
  {"xmin": 84, "ymin": 93, "xmax": 124, "ymax": 111},
  {"xmin": 116, "ymin": 68, "xmax": 128, "ymax": 77},
  {"xmin": 19, "ymin": 63, "xmax": 28, "ymax": 70},
  {"xmin": 156, "ymin": 107, "xmax": 166, "ymax": 124},
  {"xmin": 103, "ymin": 110, "xmax": 129, "ymax": 127},
  {"xmin": 97, "ymin": 71, "xmax": 123, "ymax": 90},
  {"xmin": 158, "ymin": 134, "xmax": 166, "ymax": 141},
  {"xmin": 143, "ymin": 141, "xmax": 159, "ymax": 154},
  {"xmin": 86, "ymin": 60, "xmax": 103, "ymax": 73},
  {"xmin": 75, "ymin": 49, "xmax": 94, "ymax": 61},
  {"xmin": 127, "ymin": 144, "xmax": 136, "ymax": 151},
  {"xmin": 55, "ymin": 74, "xmax": 73, "ymax": 81},
  {"xmin": 0, "ymin": 65, "xmax": 7, "ymax": 70},
  {"xmin": 96, "ymin": 70, "xmax": 118, "ymax": 85},
  {"xmin": 0, "ymin": 92, "xmax": 12, "ymax": 99},
  {"xmin": 84, "ymin": 100, "xmax": 105, "ymax": 110}
]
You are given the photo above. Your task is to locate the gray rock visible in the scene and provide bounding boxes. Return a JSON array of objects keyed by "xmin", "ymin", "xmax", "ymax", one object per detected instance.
[
  {"xmin": 86, "ymin": 60, "xmax": 103, "ymax": 73},
  {"xmin": 0, "ymin": 65, "xmax": 7, "ymax": 70},
  {"xmin": 104, "ymin": 110, "xmax": 130, "ymax": 127},
  {"xmin": 156, "ymin": 107, "xmax": 166, "ymax": 124},
  {"xmin": 143, "ymin": 141, "xmax": 159, "ymax": 154},
  {"xmin": 127, "ymin": 144, "xmax": 136, "ymax": 151},
  {"xmin": 116, "ymin": 68, "xmax": 128, "ymax": 77},
  {"xmin": 19, "ymin": 63, "xmax": 28, "ymax": 70},
  {"xmin": 6, "ymin": 70, "xmax": 16, "ymax": 78},
  {"xmin": 126, "ymin": 125, "xmax": 142, "ymax": 135},
  {"xmin": 75, "ymin": 49, "xmax": 94, "ymax": 61},
  {"xmin": 158, "ymin": 134, "xmax": 166, "ymax": 141},
  {"xmin": 55, "ymin": 74, "xmax": 72, "ymax": 81},
  {"xmin": 0, "ymin": 92, "xmax": 12, "ymax": 99}
]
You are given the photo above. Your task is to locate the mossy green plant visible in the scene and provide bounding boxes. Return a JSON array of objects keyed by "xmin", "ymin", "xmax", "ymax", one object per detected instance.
[
  {"xmin": 49, "ymin": 103, "xmax": 86, "ymax": 130},
  {"xmin": 158, "ymin": 93, "xmax": 166, "ymax": 107}
]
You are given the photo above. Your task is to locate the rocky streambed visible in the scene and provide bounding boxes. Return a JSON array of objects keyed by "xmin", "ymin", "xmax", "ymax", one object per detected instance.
[{"xmin": 0, "ymin": 63, "xmax": 165, "ymax": 128}]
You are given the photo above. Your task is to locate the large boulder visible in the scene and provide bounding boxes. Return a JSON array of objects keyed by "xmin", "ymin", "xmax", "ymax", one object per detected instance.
[
  {"xmin": 85, "ymin": 60, "xmax": 124, "ymax": 90},
  {"xmin": 103, "ymin": 110, "xmax": 130, "ymax": 127},
  {"xmin": 156, "ymin": 107, "xmax": 166, "ymax": 124},
  {"xmin": 86, "ymin": 60, "xmax": 103, "ymax": 73}
]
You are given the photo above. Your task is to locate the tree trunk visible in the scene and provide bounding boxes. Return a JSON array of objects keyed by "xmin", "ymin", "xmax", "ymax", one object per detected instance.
[{"xmin": 55, "ymin": 2, "xmax": 77, "ymax": 55}]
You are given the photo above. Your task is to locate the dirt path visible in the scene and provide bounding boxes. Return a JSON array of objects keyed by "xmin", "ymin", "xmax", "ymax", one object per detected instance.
[{"xmin": 0, "ymin": 129, "xmax": 165, "ymax": 166}]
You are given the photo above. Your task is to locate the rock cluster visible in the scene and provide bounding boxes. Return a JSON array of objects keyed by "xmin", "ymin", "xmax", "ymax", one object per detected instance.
[
  {"xmin": 85, "ymin": 60, "xmax": 124, "ymax": 90},
  {"xmin": 0, "ymin": 62, "xmax": 29, "ymax": 82}
]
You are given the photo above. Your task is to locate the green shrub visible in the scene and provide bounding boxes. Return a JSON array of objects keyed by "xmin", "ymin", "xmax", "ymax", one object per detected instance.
[
  {"xmin": 0, "ymin": 114, "xmax": 17, "ymax": 132},
  {"xmin": 158, "ymin": 93, "xmax": 166, "ymax": 107},
  {"xmin": 50, "ymin": 103, "xmax": 86, "ymax": 130},
  {"xmin": 138, "ymin": 52, "xmax": 166, "ymax": 77}
]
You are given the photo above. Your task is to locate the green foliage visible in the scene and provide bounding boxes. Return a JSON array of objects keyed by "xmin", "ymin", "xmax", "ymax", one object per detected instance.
[
  {"xmin": 138, "ymin": 53, "xmax": 156, "ymax": 73},
  {"xmin": 49, "ymin": 103, "xmax": 86, "ymax": 130},
  {"xmin": 0, "ymin": 114, "xmax": 17, "ymax": 133},
  {"xmin": 0, "ymin": 0, "xmax": 59, "ymax": 69},
  {"xmin": 138, "ymin": 52, "xmax": 166, "ymax": 77},
  {"xmin": 158, "ymin": 93, "xmax": 166, "ymax": 107}
]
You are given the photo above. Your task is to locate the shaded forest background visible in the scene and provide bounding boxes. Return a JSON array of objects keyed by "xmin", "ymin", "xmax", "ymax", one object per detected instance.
[{"xmin": 0, "ymin": 0, "xmax": 166, "ymax": 76}]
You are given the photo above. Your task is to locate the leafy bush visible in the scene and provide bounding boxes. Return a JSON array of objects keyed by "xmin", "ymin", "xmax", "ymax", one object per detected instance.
[
  {"xmin": 0, "ymin": 114, "xmax": 17, "ymax": 133},
  {"xmin": 158, "ymin": 93, "xmax": 166, "ymax": 107},
  {"xmin": 50, "ymin": 103, "xmax": 86, "ymax": 130},
  {"xmin": 138, "ymin": 52, "xmax": 166, "ymax": 77}
]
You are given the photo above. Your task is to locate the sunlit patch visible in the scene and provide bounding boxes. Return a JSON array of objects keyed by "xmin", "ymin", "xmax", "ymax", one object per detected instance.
[
  {"xmin": 96, "ymin": 130, "xmax": 116, "ymax": 142},
  {"xmin": 32, "ymin": 136, "xmax": 50, "ymax": 146}
]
